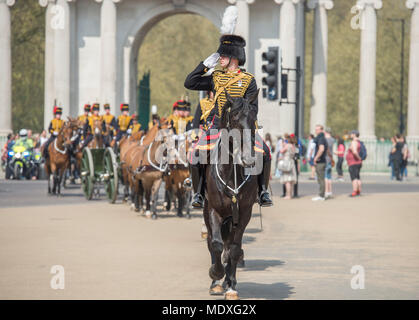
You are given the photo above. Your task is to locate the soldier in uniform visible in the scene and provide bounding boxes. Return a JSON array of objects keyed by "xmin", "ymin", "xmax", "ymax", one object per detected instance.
[
  {"xmin": 115, "ymin": 103, "xmax": 133, "ymax": 142},
  {"xmin": 102, "ymin": 103, "xmax": 117, "ymax": 145},
  {"xmin": 184, "ymin": 34, "xmax": 273, "ymax": 207},
  {"xmin": 82, "ymin": 103, "xmax": 105, "ymax": 147},
  {"xmin": 131, "ymin": 114, "xmax": 142, "ymax": 134},
  {"xmin": 43, "ymin": 106, "xmax": 65, "ymax": 159},
  {"xmin": 167, "ymin": 100, "xmax": 181, "ymax": 134},
  {"xmin": 78, "ymin": 104, "xmax": 90, "ymax": 142}
]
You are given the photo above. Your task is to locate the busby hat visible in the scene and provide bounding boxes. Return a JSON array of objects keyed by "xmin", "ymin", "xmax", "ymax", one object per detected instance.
[
  {"xmin": 92, "ymin": 103, "xmax": 100, "ymax": 111},
  {"xmin": 104, "ymin": 103, "xmax": 110, "ymax": 110},
  {"xmin": 176, "ymin": 100, "xmax": 187, "ymax": 111},
  {"xmin": 84, "ymin": 104, "xmax": 91, "ymax": 112},
  {"xmin": 217, "ymin": 34, "xmax": 246, "ymax": 66},
  {"xmin": 53, "ymin": 106, "xmax": 62, "ymax": 115},
  {"xmin": 120, "ymin": 103, "xmax": 129, "ymax": 112}
]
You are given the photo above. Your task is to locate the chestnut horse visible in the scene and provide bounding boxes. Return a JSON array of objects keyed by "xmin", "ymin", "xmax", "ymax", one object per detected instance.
[
  {"xmin": 128, "ymin": 119, "xmax": 169, "ymax": 218},
  {"xmin": 44, "ymin": 119, "xmax": 79, "ymax": 195},
  {"xmin": 118, "ymin": 131, "xmax": 145, "ymax": 202},
  {"xmin": 164, "ymin": 132, "xmax": 193, "ymax": 218}
]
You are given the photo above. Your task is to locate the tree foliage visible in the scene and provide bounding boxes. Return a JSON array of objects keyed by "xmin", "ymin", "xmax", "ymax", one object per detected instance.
[
  {"xmin": 137, "ymin": 13, "xmax": 219, "ymax": 117},
  {"xmin": 11, "ymin": 0, "xmax": 45, "ymax": 132}
]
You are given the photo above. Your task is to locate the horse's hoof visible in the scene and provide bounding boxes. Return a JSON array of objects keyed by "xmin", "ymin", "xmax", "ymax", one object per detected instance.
[
  {"xmin": 201, "ymin": 232, "xmax": 208, "ymax": 240},
  {"xmin": 130, "ymin": 204, "xmax": 135, "ymax": 211},
  {"xmin": 145, "ymin": 210, "xmax": 151, "ymax": 218},
  {"xmin": 152, "ymin": 213, "xmax": 157, "ymax": 220},
  {"xmin": 225, "ymin": 289, "xmax": 239, "ymax": 300},
  {"xmin": 237, "ymin": 259, "xmax": 245, "ymax": 268},
  {"xmin": 134, "ymin": 207, "xmax": 140, "ymax": 212},
  {"xmin": 186, "ymin": 213, "xmax": 191, "ymax": 220},
  {"xmin": 209, "ymin": 265, "xmax": 225, "ymax": 281},
  {"xmin": 177, "ymin": 212, "xmax": 183, "ymax": 218},
  {"xmin": 209, "ymin": 283, "xmax": 224, "ymax": 296}
]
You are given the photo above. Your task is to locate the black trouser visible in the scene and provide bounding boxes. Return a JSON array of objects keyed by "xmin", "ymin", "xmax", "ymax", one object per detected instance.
[
  {"xmin": 336, "ymin": 157, "xmax": 344, "ymax": 177},
  {"xmin": 115, "ymin": 130, "xmax": 127, "ymax": 142},
  {"xmin": 43, "ymin": 135, "xmax": 56, "ymax": 158},
  {"xmin": 82, "ymin": 134, "xmax": 93, "ymax": 148},
  {"xmin": 393, "ymin": 158, "xmax": 402, "ymax": 181}
]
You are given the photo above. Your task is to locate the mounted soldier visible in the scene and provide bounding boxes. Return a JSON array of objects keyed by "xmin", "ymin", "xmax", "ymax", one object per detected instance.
[
  {"xmin": 42, "ymin": 106, "xmax": 65, "ymax": 159},
  {"xmin": 184, "ymin": 33, "xmax": 273, "ymax": 208},
  {"xmin": 115, "ymin": 103, "xmax": 133, "ymax": 142},
  {"xmin": 131, "ymin": 113, "xmax": 142, "ymax": 134},
  {"xmin": 102, "ymin": 103, "xmax": 117, "ymax": 146},
  {"xmin": 82, "ymin": 103, "xmax": 105, "ymax": 148}
]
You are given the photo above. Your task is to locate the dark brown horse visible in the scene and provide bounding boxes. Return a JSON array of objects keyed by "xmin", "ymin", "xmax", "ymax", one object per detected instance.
[
  {"xmin": 44, "ymin": 119, "xmax": 79, "ymax": 195},
  {"xmin": 204, "ymin": 91, "xmax": 260, "ymax": 300}
]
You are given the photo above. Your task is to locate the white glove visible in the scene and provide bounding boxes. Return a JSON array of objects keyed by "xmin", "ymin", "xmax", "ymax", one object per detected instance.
[
  {"xmin": 127, "ymin": 129, "xmax": 132, "ymax": 134},
  {"xmin": 53, "ymin": 131, "xmax": 58, "ymax": 136},
  {"xmin": 203, "ymin": 53, "xmax": 220, "ymax": 69}
]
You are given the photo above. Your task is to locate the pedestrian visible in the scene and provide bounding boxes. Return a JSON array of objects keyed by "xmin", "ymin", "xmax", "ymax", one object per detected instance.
[
  {"xmin": 389, "ymin": 136, "xmax": 396, "ymax": 180},
  {"xmin": 39, "ymin": 130, "xmax": 48, "ymax": 148},
  {"xmin": 274, "ymin": 134, "xmax": 285, "ymax": 178},
  {"xmin": 306, "ymin": 134, "xmax": 316, "ymax": 180},
  {"xmin": 391, "ymin": 134, "xmax": 404, "ymax": 181},
  {"xmin": 346, "ymin": 130, "xmax": 363, "ymax": 197},
  {"xmin": 334, "ymin": 136, "xmax": 345, "ymax": 181},
  {"xmin": 324, "ymin": 128, "xmax": 334, "ymax": 199},
  {"xmin": 401, "ymin": 136, "xmax": 409, "ymax": 180},
  {"xmin": 265, "ymin": 133, "xmax": 275, "ymax": 154},
  {"xmin": 312, "ymin": 125, "xmax": 328, "ymax": 201},
  {"xmin": 278, "ymin": 135, "xmax": 297, "ymax": 199}
]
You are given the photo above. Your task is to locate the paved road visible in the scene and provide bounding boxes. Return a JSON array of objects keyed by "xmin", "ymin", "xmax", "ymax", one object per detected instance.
[{"xmin": 0, "ymin": 177, "xmax": 419, "ymax": 299}]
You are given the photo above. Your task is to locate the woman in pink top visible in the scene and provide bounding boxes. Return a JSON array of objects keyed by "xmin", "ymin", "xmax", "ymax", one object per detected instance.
[
  {"xmin": 346, "ymin": 130, "xmax": 362, "ymax": 197},
  {"xmin": 334, "ymin": 136, "xmax": 345, "ymax": 181}
]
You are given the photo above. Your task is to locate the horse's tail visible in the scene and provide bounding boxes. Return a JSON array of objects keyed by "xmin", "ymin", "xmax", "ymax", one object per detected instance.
[{"xmin": 221, "ymin": 216, "xmax": 233, "ymax": 241}]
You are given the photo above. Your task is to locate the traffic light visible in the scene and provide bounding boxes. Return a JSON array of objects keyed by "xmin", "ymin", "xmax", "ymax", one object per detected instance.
[{"xmin": 261, "ymin": 47, "xmax": 279, "ymax": 101}]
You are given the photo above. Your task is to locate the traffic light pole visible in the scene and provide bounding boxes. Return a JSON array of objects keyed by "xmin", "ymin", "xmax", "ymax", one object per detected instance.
[{"xmin": 279, "ymin": 56, "xmax": 303, "ymax": 137}]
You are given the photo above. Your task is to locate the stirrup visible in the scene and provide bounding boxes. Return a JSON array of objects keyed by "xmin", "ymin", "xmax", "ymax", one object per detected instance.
[
  {"xmin": 259, "ymin": 190, "xmax": 273, "ymax": 207},
  {"xmin": 192, "ymin": 193, "xmax": 204, "ymax": 208}
]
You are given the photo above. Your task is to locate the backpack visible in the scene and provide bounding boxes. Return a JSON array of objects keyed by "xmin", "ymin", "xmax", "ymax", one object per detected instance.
[{"xmin": 359, "ymin": 141, "xmax": 367, "ymax": 161}]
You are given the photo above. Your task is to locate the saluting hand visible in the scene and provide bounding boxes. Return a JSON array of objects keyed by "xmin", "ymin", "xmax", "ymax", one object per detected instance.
[{"xmin": 203, "ymin": 53, "xmax": 220, "ymax": 69}]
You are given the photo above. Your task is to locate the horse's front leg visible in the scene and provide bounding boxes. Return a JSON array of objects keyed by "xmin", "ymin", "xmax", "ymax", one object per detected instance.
[
  {"xmin": 208, "ymin": 208, "xmax": 225, "ymax": 281},
  {"xmin": 57, "ymin": 167, "xmax": 65, "ymax": 196},
  {"xmin": 223, "ymin": 209, "xmax": 251, "ymax": 300},
  {"xmin": 176, "ymin": 190, "xmax": 184, "ymax": 218},
  {"xmin": 150, "ymin": 178, "xmax": 162, "ymax": 220}
]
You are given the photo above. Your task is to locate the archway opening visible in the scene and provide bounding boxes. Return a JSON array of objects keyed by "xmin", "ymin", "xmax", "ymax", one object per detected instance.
[{"xmin": 136, "ymin": 13, "xmax": 219, "ymax": 128}]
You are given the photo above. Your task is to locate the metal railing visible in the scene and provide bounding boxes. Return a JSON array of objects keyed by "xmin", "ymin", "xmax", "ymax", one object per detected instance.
[{"xmin": 299, "ymin": 139, "xmax": 419, "ymax": 173}]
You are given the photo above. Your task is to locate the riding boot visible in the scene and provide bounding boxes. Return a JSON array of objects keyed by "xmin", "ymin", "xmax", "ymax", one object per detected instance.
[
  {"xmin": 190, "ymin": 165, "xmax": 204, "ymax": 208},
  {"xmin": 258, "ymin": 160, "xmax": 273, "ymax": 207}
]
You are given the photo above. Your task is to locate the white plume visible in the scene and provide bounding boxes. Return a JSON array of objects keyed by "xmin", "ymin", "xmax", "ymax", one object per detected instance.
[{"xmin": 220, "ymin": 5, "xmax": 238, "ymax": 35}]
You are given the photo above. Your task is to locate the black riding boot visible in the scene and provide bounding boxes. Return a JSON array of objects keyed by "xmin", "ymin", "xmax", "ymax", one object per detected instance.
[
  {"xmin": 190, "ymin": 165, "xmax": 204, "ymax": 208},
  {"xmin": 258, "ymin": 160, "xmax": 273, "ymax": 207}
]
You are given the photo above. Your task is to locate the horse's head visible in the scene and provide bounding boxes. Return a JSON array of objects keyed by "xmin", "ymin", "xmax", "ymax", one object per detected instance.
[
  {"xmin": 92, "ymin": 119, "xmax": 103, "ymax": 136},
  {"xmin": 62, "ymin": 120, "xmax": 75, "ymax": 150},
  {"xmin": 220, "ymin": 89, "xmax": 259, "ymax": 167}
]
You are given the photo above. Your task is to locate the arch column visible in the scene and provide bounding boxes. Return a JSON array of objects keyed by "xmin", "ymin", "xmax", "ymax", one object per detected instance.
[
  {"xmin": 275, "ymin": 0, "xmax": 300, "ymax": 135},
  {"xmin": 227, "ymin": 0, "xmax": 254, "ymax": 70},
  {"xmin": 97, "ymin": 0, "xmax": 120, "ymax": 115},
  {"xmin": 406, "ymin": 0, "xmax": 419, "ymax": 144},
  {"xmin": 357, "ymin": 0, "xmax": 382, "ymax": 141},
  {"xmin": 39, "ymin": 0, "xmax": 72, "ymax": 128},
  {"xmin": 0, "ymin": 0, "xmax": 14, "ymax": 136},
  {"xmin": 308, "ymin": 0, "xmax": 333, "ymax": 133}
]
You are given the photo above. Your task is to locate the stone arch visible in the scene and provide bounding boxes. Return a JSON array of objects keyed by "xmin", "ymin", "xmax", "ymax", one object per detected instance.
[{"xmin": 118, "ymin": 1, "xmax": 222, "ymax": 112}]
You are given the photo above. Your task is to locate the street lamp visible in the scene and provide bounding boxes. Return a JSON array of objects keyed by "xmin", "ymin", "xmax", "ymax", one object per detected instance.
[{"xmin": 387, "ymin": 18, "xmax": 406, "ymax": 135}]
